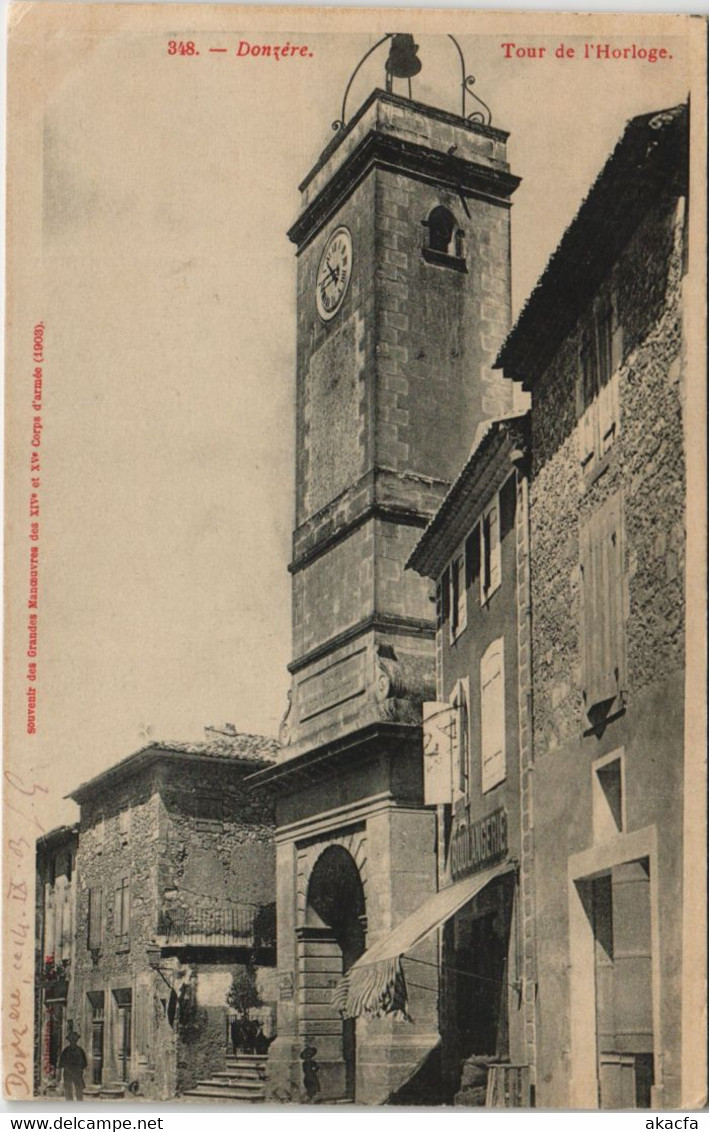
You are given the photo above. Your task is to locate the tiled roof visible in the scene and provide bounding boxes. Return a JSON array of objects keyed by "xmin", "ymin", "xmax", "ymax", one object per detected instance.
[
  {"xmin": 152, "ymin": 729, "xmax": 279, "ymax": 764},
  {"xmin": 67, "ymin": 728, "xmax": 278, "ymax": 801},
  {"xmin": 407, "ymin": 411, "xmax": 529, "ymax": 579},
  {"xmin": 495, "ymin": 103, "xmax": 688, "ymax": 387}
]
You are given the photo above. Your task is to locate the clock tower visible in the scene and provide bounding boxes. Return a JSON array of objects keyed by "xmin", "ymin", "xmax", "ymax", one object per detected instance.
[{"xmin": 252, "ymin": 44, "xmax": 520, "ymax": 1104}]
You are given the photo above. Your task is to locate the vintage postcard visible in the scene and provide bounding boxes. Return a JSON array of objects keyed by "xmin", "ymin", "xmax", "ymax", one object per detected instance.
[{"xmin": 3, "ymin": 4, "xmax": 706, "ymax": 1109}]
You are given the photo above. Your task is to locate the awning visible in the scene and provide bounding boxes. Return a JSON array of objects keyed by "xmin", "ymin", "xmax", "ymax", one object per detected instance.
[{"xmin": 332, "ymin": 859, "xmax": 517, "ymax": 1021}]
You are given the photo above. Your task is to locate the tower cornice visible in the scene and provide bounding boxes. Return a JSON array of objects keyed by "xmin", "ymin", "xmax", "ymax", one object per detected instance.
[{"xmin": 289, "ymin": 90, "xmax": 520, "ymax": 253}]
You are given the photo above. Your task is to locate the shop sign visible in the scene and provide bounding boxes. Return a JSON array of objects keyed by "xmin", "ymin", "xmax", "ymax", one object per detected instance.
[
  {"xmin": 450, "ymin": 801, "xmax": 508, "ymax": 881},
  {"xmin": 422, "ymin": 701, "xmax": 459, "ymax": 805}
]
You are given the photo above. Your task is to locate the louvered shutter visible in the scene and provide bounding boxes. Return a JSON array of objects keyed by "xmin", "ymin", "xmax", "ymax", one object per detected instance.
[
  {"xmin": 604, "ymin": 494, "xmax": 625, "ymax": 698},
  {"xmin": 580, "ymin": 496, "xmax": 625, "ymax": 713},
  {"xmin": 488, "ymin": 503, "xmax": 501, "ymax": 593},
  {"xmin": 481, "ymin": 639, "xmax": 505, "ymax": 792},
  {"xmin": 579, "ymin": 524, "xmax": 596, "ymax": 708},
  {"xmin": 579, "ymin": 346, "xmax": 597, "ymax": 466},
  {"xmin": 88, "ymin": 886, "xmax": 102, "ymax": 950}
]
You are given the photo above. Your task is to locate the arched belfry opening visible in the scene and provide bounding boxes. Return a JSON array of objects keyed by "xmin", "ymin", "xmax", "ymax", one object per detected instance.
[{"xmin": 299, "ymin": 846, "xmax": 366, "ymax": 1101}]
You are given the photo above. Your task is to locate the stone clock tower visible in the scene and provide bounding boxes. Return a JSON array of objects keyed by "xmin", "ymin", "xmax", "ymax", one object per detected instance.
[{"xmin": 252, "ymin": 56, "xmax": 519, "ymax": 1104}]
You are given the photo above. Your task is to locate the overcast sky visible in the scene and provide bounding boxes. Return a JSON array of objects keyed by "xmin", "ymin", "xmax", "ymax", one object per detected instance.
[{"xmin": 5, "ymin": 7, "xmax": 694, "ymax": 832}]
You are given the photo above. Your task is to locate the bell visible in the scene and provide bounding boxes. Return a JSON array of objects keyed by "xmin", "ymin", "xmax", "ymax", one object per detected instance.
[{"xmin": 385, "ymin": 34, "xmax": 422, "ymax": 80}]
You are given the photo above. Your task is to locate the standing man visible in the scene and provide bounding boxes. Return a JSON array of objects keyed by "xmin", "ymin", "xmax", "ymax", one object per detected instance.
[{"xmin": 58, "ymin": 1032, "xmax": 87, "ymax": 1101}]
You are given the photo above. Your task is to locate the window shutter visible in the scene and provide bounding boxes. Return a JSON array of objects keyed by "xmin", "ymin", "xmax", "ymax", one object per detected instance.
[
  {"xmin": 118, "ymin": 805, "xmax": 131, "ymax": 842},
  {"xmin": 481, "ymin": 639, "xmax": 505, "ymax": 792},
  {"xmin": 452, "ymin": 683, "xmax": 470, "ymax": 795},
  {"xmin": 465, "ymin": 525, "xmax": 480, "ymax": 590},
  {"xmin": 450, "ymin": 559, "xmax": 460, "ymax": 636},
  {"xmin": 115, "ymin": 883, "xmax": 123, "ymax": 941},
  {"xmin": 604, "ymin": 495, "xmax": 625, "ymax": 697},
  {"xmin": 580, "ymin": 496, "xmax": 625, "ymax": 714},
  {"xmin": 123, "ymin": 879, "xmax": 131, "ymax": 946},
  {"xmin": 598, "ymin": 371, "xmax": 620, "ymax": 457},
  {"xmin": 450, "ymin": 554, "xmax": 466, "ymax": 638},
  {"xmin": 482, "ymin": 512, "xmax": 491, "ymax": 593},
  {"xmin": 115, "ymin": 878, "xmax": 130, "ymax": 948},
  {"xmin": 88, "ymin": 886, "xmax": 102, "ymax": 950},
  {"xmin": 580, "ymin": 522, "xmax": 597, "ymax": 708},
  {"xmin": 580, "ymin": 405, "xmax": 596, "ymax": 467},
  {"xmin": 488, "ymin": 503, "xmax": 501, "ymax": 592}
]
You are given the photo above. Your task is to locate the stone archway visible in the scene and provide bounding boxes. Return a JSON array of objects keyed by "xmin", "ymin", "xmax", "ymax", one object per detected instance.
[{"xmin": 299, "ymin": 845, "xmax": 366, "ymax": 1101}]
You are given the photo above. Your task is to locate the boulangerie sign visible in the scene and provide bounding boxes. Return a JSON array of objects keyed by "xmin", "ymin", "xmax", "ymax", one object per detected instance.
[{"xmin": 3, "ymin": 4, "xmax": 706, "ymax": 1110}]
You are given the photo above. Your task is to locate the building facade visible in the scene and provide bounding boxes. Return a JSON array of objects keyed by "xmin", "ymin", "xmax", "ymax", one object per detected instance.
[
  {"xmin": 496, "ymin": 104, "xmax": 691, "ymax": 1109},
  {"xmin": 67, "ymin": 728, "xmax": 277, "ymax": 1099},
  {"xmin": 34, "ymin": 825, "xmax": 79, "ymax": 1095},
  {"xmin": 407, "ymin": 412, "xmax": 535, "ymax": 1104},
  {"xmin": 252, "ymin": 66, "xmax": 520, "ymax": 1104}
]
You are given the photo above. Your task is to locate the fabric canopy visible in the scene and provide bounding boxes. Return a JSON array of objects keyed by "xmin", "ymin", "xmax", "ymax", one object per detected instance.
[{"xmin": 332, "ymin": 859, "xmax": 517, "ymax": 1020}]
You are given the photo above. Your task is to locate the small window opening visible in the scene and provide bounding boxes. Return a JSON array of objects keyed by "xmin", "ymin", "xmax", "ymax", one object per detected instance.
[
  {"xmin": 427, "ymin": 206, "xmax": 456, "ymax": 253},
  {"xmin": 422, "ymin": 207, "xmax": 467, "ymax": 271},
  {"xmin": 593, "ymin": 753, "xmax": 624, "ymax": 843}
]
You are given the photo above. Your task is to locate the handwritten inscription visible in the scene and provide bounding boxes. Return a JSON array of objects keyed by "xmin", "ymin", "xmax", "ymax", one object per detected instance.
[{"xmin": 4, "ymin": 771, "xmax": 47, "ymax": 1097}]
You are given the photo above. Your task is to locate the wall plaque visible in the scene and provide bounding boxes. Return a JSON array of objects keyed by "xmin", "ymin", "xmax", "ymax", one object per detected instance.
[{"xmin": 297, "ymin": 648, "xmax": 367, "ymax": 722}]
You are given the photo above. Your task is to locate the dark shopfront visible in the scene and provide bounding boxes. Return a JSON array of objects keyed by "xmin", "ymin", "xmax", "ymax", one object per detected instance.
[
  {"xmin": 437, "ymin": 804, "xmax": 527, "ymax": 1104},
  {"xmin": 334, "ymin": 800, "xmax": 525, "ymax": 1106}
]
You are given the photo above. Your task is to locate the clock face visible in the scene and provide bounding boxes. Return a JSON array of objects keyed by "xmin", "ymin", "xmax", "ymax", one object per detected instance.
[{"xmin": 315, "ymin": 227, "xmax": 353, "ymax": 322}]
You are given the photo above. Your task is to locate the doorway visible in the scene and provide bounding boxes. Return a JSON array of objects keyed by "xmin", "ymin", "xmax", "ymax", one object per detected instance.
[
  {"xmin": 591, "ymin": 860, "xmax": 654, "ymax": 1108},
  {"xmin": 112, "ymin": 989, "xmax": 133, "ymax": 1083},
  {"xmin": 87, "ymin": 992, "xmax": 104, "ymax": 1086},
  {"xmin": 450, "ymin": 875, "xmax": 513, "ymax": 1063},
  {"xmin": 303, "ymin": 845, "xmax": 366, "ymax": 1101}
]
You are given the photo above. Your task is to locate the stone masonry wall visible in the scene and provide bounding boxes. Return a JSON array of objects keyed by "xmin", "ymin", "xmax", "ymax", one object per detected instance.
[
  {"xmin": 529, "ymin": 193, "xmax": 686, "ymax": 1107},
  {"xmin": 157, "ymin": 760, "xmax": 276, "ymax": 921},
  {"xmin": 71, "ymin": 757, "xmax": 276, "ymax": 1098},
  {"xmin": 530, "ymin": 196, "xmax": 685, "ymax": 751}
]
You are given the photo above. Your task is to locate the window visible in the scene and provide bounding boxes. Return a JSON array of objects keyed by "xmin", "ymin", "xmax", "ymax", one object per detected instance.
[
  {"xmin": 114, "ymin": 876, "xmax": 131, "ymax": 950},
  {"xmin": 579, "ymin": 493, "xmax": 626, "ymax": 718},
  {"xmin": 427, "ymin": 205, "xmax": 455, "ymax": 252},
  {"xmin": 480, "ymin": 639, "xmax": 506, "ymax": 792},
  {"xmin": 449, "ymin": 551, "xmax": 467, "ymax": 641},
  {"xmin": 193, "ymin": 794, "xmax": 224, "ymax": 832},
  {"xmin": 118, "ymin": 805, "xmax": 131, "ymax": 844},
  {"xmin": 465, "ymin": 525, "xmax": 480, "ymax": 592},
  {"xmin": 87, "ymin": 886, "xmax": 103, "ymax": 951},
  {"xmin": 438, "ymin": 566, "xmax": 451, "ymax": 630},
  {"xmin": 578, "ymin": 297, "xmax": 622, "ymax": 472},
  {"xmin": 481, "ymin": 496, "xmax": 501, "ymax": 602},
  {"xmin": 422, "ymin": 206, "xmax": 467, "ymax": 271}
]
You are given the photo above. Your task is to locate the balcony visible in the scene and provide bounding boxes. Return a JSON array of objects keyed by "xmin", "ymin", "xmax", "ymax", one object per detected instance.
[{"xmin": 157, "ymin": 903, "xmax": 276, "ymax": 950}]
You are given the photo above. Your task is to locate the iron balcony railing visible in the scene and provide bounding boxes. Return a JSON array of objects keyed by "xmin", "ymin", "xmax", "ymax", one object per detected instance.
[{"xmin": 157, "ymin": 903, "xmax": 276, "ymax": 949}]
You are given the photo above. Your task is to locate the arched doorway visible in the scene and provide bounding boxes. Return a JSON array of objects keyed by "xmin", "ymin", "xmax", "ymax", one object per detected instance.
[{"xmin": 301, "ymin": 845, "xmax": 366, "ymax": 1101}]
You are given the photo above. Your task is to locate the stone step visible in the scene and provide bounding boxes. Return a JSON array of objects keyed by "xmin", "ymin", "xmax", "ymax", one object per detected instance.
[
  {"xmin": 183, "ymin": 1085, "xmax": 265, "ymax": 1102},
  {"xmin": 199, "ymin": 1077, "xmax": 264, "ymax": 1091},
  {"xmin": 217, "ymin": 1066, "xmax": 265, "ymax": 1078}
]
